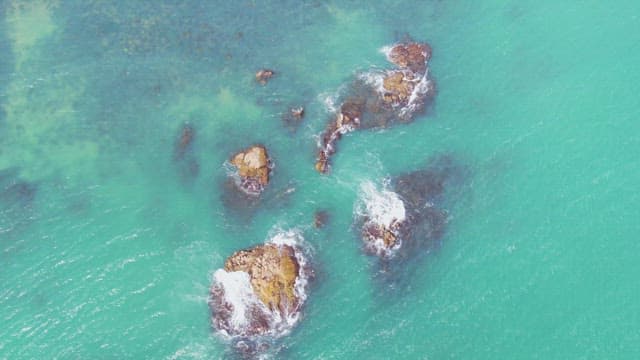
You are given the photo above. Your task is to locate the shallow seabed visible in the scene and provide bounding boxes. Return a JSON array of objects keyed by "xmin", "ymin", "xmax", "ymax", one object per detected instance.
[{"xmin": 1, "ymin": 0, "xmax": 640, "ymax": 359}]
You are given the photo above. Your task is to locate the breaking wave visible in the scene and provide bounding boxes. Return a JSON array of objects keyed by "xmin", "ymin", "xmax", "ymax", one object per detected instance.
[
  {"xmin": 355, "ymin": 181, "xmax": 407, "ymax": 257},
  {"xmin": 210, "ymin": 229, "xmax": 311, "ymax": 340}
]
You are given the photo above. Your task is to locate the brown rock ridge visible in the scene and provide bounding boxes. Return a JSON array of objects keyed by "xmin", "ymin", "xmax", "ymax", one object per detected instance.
[{"xmin": 315, "ymin": 40, "xmax": 434, "ymax": 174}]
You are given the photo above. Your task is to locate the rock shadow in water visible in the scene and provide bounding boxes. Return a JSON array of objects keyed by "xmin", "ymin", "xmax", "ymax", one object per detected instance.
[
  {"xmin": 173, "ymin": 123, "xmax": 200, "ymax": 182},
  {"xmin": 0, "ymin": 168, "xmax": 38, "ymax": 246},
  {"xmin": 363, "ymin": 155, "xmax": 468, "ymax": 289}
]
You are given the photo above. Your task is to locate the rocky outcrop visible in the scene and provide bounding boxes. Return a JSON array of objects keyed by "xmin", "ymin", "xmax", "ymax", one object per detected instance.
[
  {"xmin": 230, "ymin": 145, "xmax": 271, "ymax": 195},
  {"xmin": 315, "ymin": 100, "xmax": 363, "ymax": 173},
  {"xmin": 356, "ymin": 156, "xmax": 463, "ymax": 260},
  {"xmin": 224, "ymin": 244, "xmax": 300, "ymax": 314},
  {"xmin": 386, "ymin": 42, "xmax": 432, "ymax": 74},
  {"xmin": 209, "ymin": 233, "xmax": 311, "ymax": 339},
  {"xmin": 315, "ymin": 39, "xmax": 435, "ymax": 173}
]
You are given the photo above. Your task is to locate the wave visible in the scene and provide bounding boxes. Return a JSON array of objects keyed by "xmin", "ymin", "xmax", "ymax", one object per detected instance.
[{"xmin": 355, "ymin": 181, "xmax": 407, "ymax": 257}]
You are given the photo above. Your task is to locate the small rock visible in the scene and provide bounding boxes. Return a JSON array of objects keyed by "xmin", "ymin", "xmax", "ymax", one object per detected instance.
[
  {"xmin": 255, "ymin": 69, "xmax": 275, "ymax": 85},
  {"xmin": 230, "ymin": 145, "xmax": 271, "ymax": 195},
  {"xmin": 291, "ymin": 107, "xmax": 304, "ymax": 120}
]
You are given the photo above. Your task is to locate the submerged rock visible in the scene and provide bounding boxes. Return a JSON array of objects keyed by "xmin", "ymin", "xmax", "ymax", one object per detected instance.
[
  {"xmin": 313, "ymin": 210, "xmax": 329, "ymax": 229},
  {"xmin": 173, "ymin": 123, "xmax": 199, "ymax": 178},
  {"xmin": 255, "ymin": 69, "xmax": 275, "ymax": 85},
  {"xmin": 229, "ymin": 145, "xmax": 272, "ymax": 195},
  {"xmin": 281, "ymin": 106, "xmax": 306, "ymax": 134},
  {"xmin": 209, "ymin": 232, "xmax": 311, "ymax": 338},
  {"xmin": 175, "ymin": 123, "xmax": 195, "ymax": 158},
  {"xmin": 315, "ymin": 39, "xmax": 435, "ymax": 173}
]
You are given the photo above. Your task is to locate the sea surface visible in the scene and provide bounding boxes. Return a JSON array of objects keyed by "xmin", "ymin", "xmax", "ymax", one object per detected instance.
[{"xmin": 2, "ymin": 1, "xmax": 640, "ymax": 359}]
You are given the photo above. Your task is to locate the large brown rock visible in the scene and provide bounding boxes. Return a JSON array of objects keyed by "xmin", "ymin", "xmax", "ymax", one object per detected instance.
[
  {"xmin": 224, "ymin": 243, "xmax": 300, "ymax": 314},
  {"xmin": 230, "ymin": 145, "xmax": 271, "ymax": 195},
  {"xmin": 210, "ymin": 239, "xmax": 310, "ymax": 339}
]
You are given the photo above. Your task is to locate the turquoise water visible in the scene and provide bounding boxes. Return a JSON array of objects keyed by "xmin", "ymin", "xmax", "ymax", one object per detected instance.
[{"xmin": 2, "ymin": 0, "xmax": 640, "ymax": 358}]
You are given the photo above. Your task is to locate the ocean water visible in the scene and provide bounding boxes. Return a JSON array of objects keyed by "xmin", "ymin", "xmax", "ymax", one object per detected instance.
[{"xmin": 1, "ymin": 0, "xmax": 640, "ymax": 358}]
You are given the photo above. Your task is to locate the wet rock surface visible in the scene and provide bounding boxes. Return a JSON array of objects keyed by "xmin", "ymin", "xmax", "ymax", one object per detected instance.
[
  {"xmin": 281, "ymin": 106, "xmax": 305, "ymax": 134},
  {"xmin": 315, "ymin": 39, "xmax": 435, "ymax": 173},
  {"xmin": 386, "ymin": 42, "xmax": 432, "ymax": 74},
  {"xmin": 209, "ymin": 237, "xmax": 311, "ymax": 339},
  {"xmin": 313, "ymin": 210, "xmax": 329, "ymax": 229},
  {"xmin": 229, "ymin": 145, "xmax": 272, "ymax": 196}
]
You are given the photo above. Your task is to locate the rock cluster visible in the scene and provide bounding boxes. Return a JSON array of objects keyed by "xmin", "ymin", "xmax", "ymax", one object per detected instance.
[
  {"xmin": 315, "ymin": 40, "xmax": 435, "ymax": 173},
  {"xmin": 230, "ymin": 145, "xmax": 271, "ymax": 195}
]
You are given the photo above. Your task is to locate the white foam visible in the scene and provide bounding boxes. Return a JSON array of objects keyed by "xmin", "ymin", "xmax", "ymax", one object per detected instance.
[
  {"xmin": 267, "ymin": 229, "xmax": 310, "ymax": 320},
  {"xmin": 320, "ymin": 92, "xmax": 338, "ymax": 114},
  {"xmin": 379, "ymin": 45, "xmax": 393, "ymax": 59},
  {"xmin": 359, "ymin": 181, "xmax": 406, "ymax": 228},
  {"xmin": 212, "ymin": 230, "xmax": 312, "ymax": 339},
  {"xmin": 356, "ymin": 181, "xmax": 407, "ymax": 257},
  {"xmin": 400, "ymin": 70, "xmax": 432, "ymax": 117},
  {"xmin": 357, "ymin": 70, "xmax": 386, "ymax": 94},
  {"xmin": 213, "ymin": 269, "xmax": 266, "ymax": 333}
]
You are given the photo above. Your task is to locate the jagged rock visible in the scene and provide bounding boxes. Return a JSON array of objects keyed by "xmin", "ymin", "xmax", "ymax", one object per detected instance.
[
  {"xmin": 315, "ymin": 101, "xmax": 363, "ymax": 173},
  {"xmin": 255, "ymin": 69, "xmax": 275, "ymax": 85},
  {"xmin": 314, "ymin": 39, "xmax": 434, "ymax": 173},
  {"xmin": 382, "ymin": 70, "xmax": 417, "ymax": 107},
  {"xmin": 209, "ymin": 236, "xmax": 311, "ymax": 339},
  {"xmin": 230, "ymin": 145, "xmax": 271, "ymax": 195},
  {"xmin": 387, "ymin": 42, "xmax": 432, "ymax": 74},
  {"xmin": 224, "ymin": 244, "xmax": 300, "ymax": 313}
]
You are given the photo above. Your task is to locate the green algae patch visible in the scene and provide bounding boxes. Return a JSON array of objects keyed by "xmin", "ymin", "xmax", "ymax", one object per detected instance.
[{"xmin": 6, "ymin": 0, "xmax": 58, "ymax": 69}]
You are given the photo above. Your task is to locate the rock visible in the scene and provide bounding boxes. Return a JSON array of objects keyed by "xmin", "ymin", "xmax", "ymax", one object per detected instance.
[
  {"xmin": 387, "ymin": 42, "xmax": 432, "ymax": 74},
  {"xmin": 255, "ymin": 69, "xmax": 275, "ymax": 85},
  {"xmin": 291, "ymin": 107, "xmax": 304, "ymax": 120},
  {"xmin": 224, "ymin": 244, "xmax": 300, "ymax": 314},
  {"xmin": 382, "ymin": 70, "xmax": 417, "ymax": 107},
  {"xmin": 230, "ymin": 145, "xmax": 271, "ymax": 195},
  {"xmin": 314, "ymin": 101, "xmax": 363, "ymax": 173},
  {"xmin": 314, "ymin": 39, "xmax": 435, "ymax": 174},
  {"xmin": 209, "ymin": 234, "xmax": 311, "ymax": 339},
  {"xmin": 314, "ymin": 210, "xmax": 329, "ymax": 228},
  {"xmin": 281, "ymin": 106, "xmax": 305, "ymax": 134}
]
